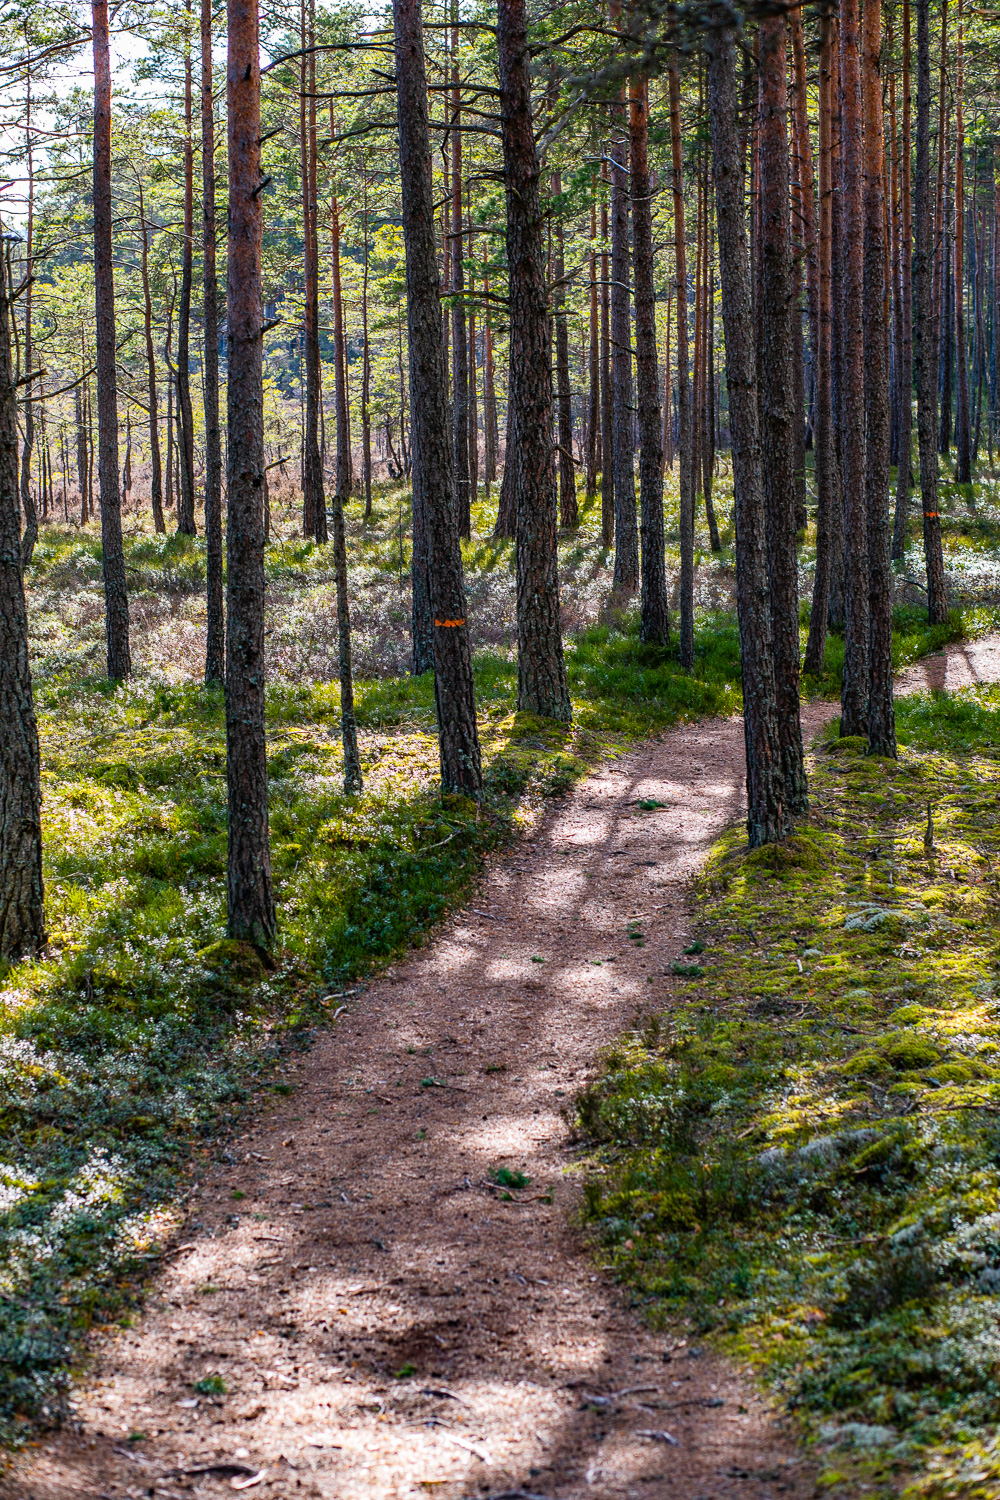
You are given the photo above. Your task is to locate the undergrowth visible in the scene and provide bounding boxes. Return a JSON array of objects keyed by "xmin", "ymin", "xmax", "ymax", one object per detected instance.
[{"xmin": 578, "ymin": 686, "xmax": 1000, "ymax": 1499}]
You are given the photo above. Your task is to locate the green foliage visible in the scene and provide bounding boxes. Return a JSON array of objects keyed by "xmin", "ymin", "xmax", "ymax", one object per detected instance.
[{"xmin": 577, "ymin": 689, "xmax": 1000, "ymax": 1497}]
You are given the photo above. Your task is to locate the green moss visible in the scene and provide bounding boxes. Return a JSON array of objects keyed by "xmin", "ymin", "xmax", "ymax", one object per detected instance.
[{"xmin": 578, "ymin": 687, "xmax": 1000, "ymax": 1498}]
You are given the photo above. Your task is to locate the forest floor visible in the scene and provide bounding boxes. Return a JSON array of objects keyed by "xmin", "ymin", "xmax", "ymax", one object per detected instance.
[{"xmin": 6, "ymin": 637, "xmax": 997, "ymax": 1500}]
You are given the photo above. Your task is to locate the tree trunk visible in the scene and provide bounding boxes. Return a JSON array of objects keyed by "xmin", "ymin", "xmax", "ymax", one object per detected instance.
[
  {"xmin": 331, "ymin": 479, "xmax": 362, "ymax": 793},
  {"xmin": 300, "ymin": 0, "xmax": 326, "ymax": 543},
  {"xmin": 176, "ymin": 2, "xmax": 197, "ymax": 536},
  {"xmin": 202, "ymin": 0, "xmax": 224, "ymax": 680},
  {"xmin": 225, "ymin": 0, "xmax": 276, "ymax": 948},
  {"xmin": 610, "ymin": 91, "xmax": 638, "ymax": 591},
  {"xmin": 954, "ymin": 0, "xmax": 972, "ymax": 483},
  {"xmin": 827, "ymin": 17, "xmax": 846, "ymax": 631},
  {"xmin": 708, "ymin": 16, "xmax": 787, "ymax": 846},
  {"xmin": 361, "ymin": 162, "xmax": 374, "ymax": 520},
  {"xmin": 493, "ymin": 408, "xmax": 517, "ymax": 538},
  {"xmin": 92, "ymin": 0, "xmax": 131, "ymax": 679},
  {"xmin": 450, "ymin": 21, "xmax": 471, "ymax": 540},
  {"xmin": 862, "ymin": 0, "xmax": 896, "ymax": 757},
  {"xmin": 136, "ymin": 177, "xmax": 165, "ymax": 535},
  {"xmin": 630, "ymin": 76, "xmax": 668, "ymax": 646},
  {"xmin": 913, "ymin": 0, "xmax": 948, "ymax": 622},
  {"xmin": 805, "ymin": 9, "xmax": 836, "ymax": 676},
  {"xmin": 839, "ymin": 0, "xmax": 870, "ymax": 738},
  {"xmin": 75, "ymin": 380, "xmax": 88, "ymax": 522},
  {"xmin": 496, "ymin": 0, "xmax": 571, "ymax": 721},
  {"xmin": 0, "ymin": 259, "xmax": 44, "ymax": 960},
  {"xmin": 757, "ymin": 13, "xmax": 807, "ymax": 813},
  {"xmin": 393, "ymin": 0, "xmax": 484, "ymax": 786},
  {"xmin": 552, "ymin": 173, "xmax": 577, "ymax": 530},
  {"xmin": 892, "ymin": 0, "xmax": 914, "ymax": 559},
  {"xmin": 669, "ymin": 60, "xmax": 694, "ymax": 667},
  {"xmin": 19, "ymin": 76, "xmax": 38, "ymax": 567},
  {"xmin": 483, "ymin": 242, "xmax": 498, "ymax": 488},
  {"xmin": 599, "ymin": 179, "xmax": 614, "ymax": 548},
  {"xmin": 586, "ymin": 187, "xmax": 599, "ymax": 501},
  {"xmin": 329, "ymin": 129, "xmax": 352, "ymax": 523}
]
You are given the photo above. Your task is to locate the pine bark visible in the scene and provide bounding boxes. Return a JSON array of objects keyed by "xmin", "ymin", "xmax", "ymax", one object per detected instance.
[
  {"xmin": 913, "ymin": 0, "xmax": 948, "ymax": 622},
  {"xmin": 599, "ymin": 183, "xmax": 614, "ymax": 548},
  {"xmin": 805, "ymin": 10, "xmax": 837, "ymax": 675},
  {"xmin": 0, "ymin": 260, "xmax": 44, "ymax": 959},
  {"xmin": 669, "ymin": 60, "xmax": 694, "ymax": 668},
  {"xmin": 757, "ymin": 13, "xmax": 807, "ymax": 812},
  {"xmin": 497, "ymin": 0, "xmax": 571, "ymax": 720},
  {"xmin": 92, "ymin": 0, "xmax": 131, "ymax": 679},
  {"xmin": 708, "ymin": 17, "xmax": 787, "ymax": 846},
  {"xmin": 892, "ymin": 0, "xmax": 914, "ymax": 559},
  {"xmin": 839, "ymin": 0, "xmax": 870, "ymax": 738},
  {"xmin": 586, "ymin": 189, "xmax": 599, "ymax": 501},
  {"xmin": 610, "ymin": 98, "xmax": 638, "ymax": 591},
  {"xmin": 863, "ymin": 0, "xmax": 896, "ymax": 756},
  {"xmin": 19, "ymin": 83, "xmax": 38, "ymax": 567},
  {"xmin": 301, "ymin": 0, "xmax": 326, "ymax": 543},
  {"xmin": 202, "ymin": 0, "xmax": 224, "ymax": 681},
  {"xmin": 176, "ymin": 4, "xmax": 197, "ymax": 536},
  {"xmin": 954, "ymin": 0, "xmax": 972, "ymax": 483},
  {"xmin": 137, "ymin": 178, "xmax": 165, "ymax": 535},
  {"xmin": 450, "ymin": 29, "xmax": 471, "ymax": 540},
  {"xmin": 393, "ymin": 0, "xmax": 484, "ymax": 784},
  {"xmin": 630, "ymin": 76, "xmax": 668, "ymax": 646},
  {"xmin": 552, "ymin": 175, "xmax": 577, "ymax": 530},
  {"xmin": 225, "ymin": 0, "xmax": 276, "ymax": 947}
]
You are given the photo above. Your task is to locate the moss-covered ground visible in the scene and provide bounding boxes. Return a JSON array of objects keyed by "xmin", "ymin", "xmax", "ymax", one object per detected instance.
[
  {"xmin": 0, "ymin": 473, "xmax": 988, "ymax": 1448},
  {"xmin": 578, "ymin": 688, "xmax": 1000, "ymax": 1498}
]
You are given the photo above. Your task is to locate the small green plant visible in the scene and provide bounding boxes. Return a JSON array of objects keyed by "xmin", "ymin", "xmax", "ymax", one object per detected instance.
[
  {"xmin": 192, "ymin": 1375, "xmax": 226, "ymax": 1396},
  {"xmin": 489, "ymin": 1166, "xmax": 531, "ymax": 1191},
  {"xmin": 395, "ymin": 1363, "xmax": 417, "ymax": 1379},
  {"xmin": 231, "ymin": 1189, "xmax": 245, "ymax": 1200}
]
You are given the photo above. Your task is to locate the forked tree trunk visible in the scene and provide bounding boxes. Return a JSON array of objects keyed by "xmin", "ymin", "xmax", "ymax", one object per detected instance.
[
  {"xmin": 0, "ymin": 257, "xmax": 44, "ymax": 960},
  {"xmin": 393, "ymin": 0, "xmax": 484, "ymax": 787},
  {"xmin": 630, "ymin": 76, "xmax": 668, "ymax": 646},
  {"xmin": 497, "ymin": 0, "xmax": 571, "ymax": 721},
  {"xmin": 913, "ymin": 0, "xmax": 948, "ymax": 622},
  {"xmin": 202, "ymin": 0, "xmax": 224, "ymax": 680},
  {"xmin": 757, "ymin": 13, "xmax": 807, "ymax": 813},
  {"xmin": 669, "ymin": 60, "xmax": 694, "ymax": 667},
  {"xmin": 225, "ymin": 0, "xmax": 276, "ymax": 947},
  {"xmin": 839, "ymin": 0, "xmax": 870, "ymax": 738},
  {"xmin": 707, "ymin": 15, "xmax": 787, "ymax": 847},
  {"xmin": 92, "ymin": 0, "xmax": 131, "ymax": 679},
  {"xmin": 862, "ymin": 0, "xmax": 896, "ymax": 756},
  {"xmin": 176, "ymin": 2, "xmax": 197, "ymax": 536},
  {"xmin": 805, "ymin": 9, "xmax": 836, "ymax": 675}
]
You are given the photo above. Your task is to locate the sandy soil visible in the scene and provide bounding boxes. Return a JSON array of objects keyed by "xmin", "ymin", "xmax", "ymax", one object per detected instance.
[{"xmin": 11, "ymin": 642, "xmax": 995, "ymax": 1500}]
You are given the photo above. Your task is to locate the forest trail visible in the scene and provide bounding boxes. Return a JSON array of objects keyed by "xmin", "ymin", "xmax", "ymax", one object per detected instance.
[{"xmin": 8, "ymin": 636, "xmax": 1000, "ymax": 1500}]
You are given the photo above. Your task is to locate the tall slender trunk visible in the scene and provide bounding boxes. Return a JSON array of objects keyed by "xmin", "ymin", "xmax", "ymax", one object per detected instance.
[
  {"xmin": 176, "ymin": 2, "xmax": 197, "ymax": 536},
  {"xmin": 202, "ymin": 0, "xmax": 224, "ymax": 681},
  {"xmin": 74, "ymin": 382, "xmax": 87, "ymax": 520},
  {"xmin": 669, "ymin": 60, "xmax": 694, "ymax": 667},
  {"xmin": 954, "ymin": 0, "xmax": 972, "ymax": 483},
  {"xmin": 300, "ymin": 0, "xmax": 326, "ymax": 541},
  {"xmin": 790, "ymin": 4, "xmax": 819, "ymax": 445},
  {"xmin": 913, "ymin": 0, "xmax": 948, "ymax": 622},
  {"xmin": 91, "ymin": 0, "xmax": 131, "ymax": 679},
  {"xmin": 703, "ymin": 163, "xmax": 721, "ymax": 549},
  {"xmin": 893, "ymin": 0, "xmax": 914, "ymax": 558},
  {"xmin": 863, "ymin": 0, "xmax": 896, "ymax": 756},
  {"xmin": 361, "ymin": 162, "xmax": 373, "ymax": 520},
  {"xmin": 497, "ymin": 0, "xmax": 570, "ymax": 721},
  {"xmin": 630, "ymin": 76, "xmax": 668, "ymax": 646},
  {"xmin": 467, "ymin": 206, "xmax": 478, "ymax": 505},
  {"xmin": 0, "ymin": 251, "xmax": 44, "ymax": 959},
  {"xmin": 586, "ymin": 186, "xmax": 599, "ymax": 501},
  {"xmin": 483, "ymin": 241, "xmax": 497, "ymax": 488},
  {"xmin": 552, "ymin": 172, "xmax": 577, "ymax": 530},
  {"xmin": 450, "ymin": 17, "xmax": 471, "ymax": 539},
  {"xmin": 662, "ymin": 294, "xmax": 673, "ymax": 471},
  {"xmin": 610, "ymin": 84, "xmax": 638, "ymax": 591},
  {"xmin": 225, "ymin": 0, "xmax": 276, "ymax": 947},
  {"xmin": 136, "ymin": 177, "xmax": 165, "ymax": 535},
  {"xmin": 599, "ymin": 177, "xmax": 614, "ymax": 547},
  {"xmin": 393, "ymin": 0, "xmax": 483, "ymax": 786},
  {"xmin": 805, "ymin": 10, "xmax": 837, "ymax": 675},
  {"xmin": 707, "ymin": 15, "xmax": 787, "ymax": 846},
  {"xmin": 839, "ymin": 0, "xmax": 869, "ymax": 737},
  {"xmin": 758, "ymin": 13, "xmax": 807, "ymax": 812},
  {"xmin": 19, "ymin": 73, "xmax": 38, "ymax": 566},
  {"xmin": 329, "ymin": 118, "xmax": 352, "ymax": 525}
]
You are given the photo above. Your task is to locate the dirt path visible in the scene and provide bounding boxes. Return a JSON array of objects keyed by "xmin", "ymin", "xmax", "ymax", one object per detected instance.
[{"xmin": 9, "ymin": 640, "xmax": 997, "ymax": 1500}]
